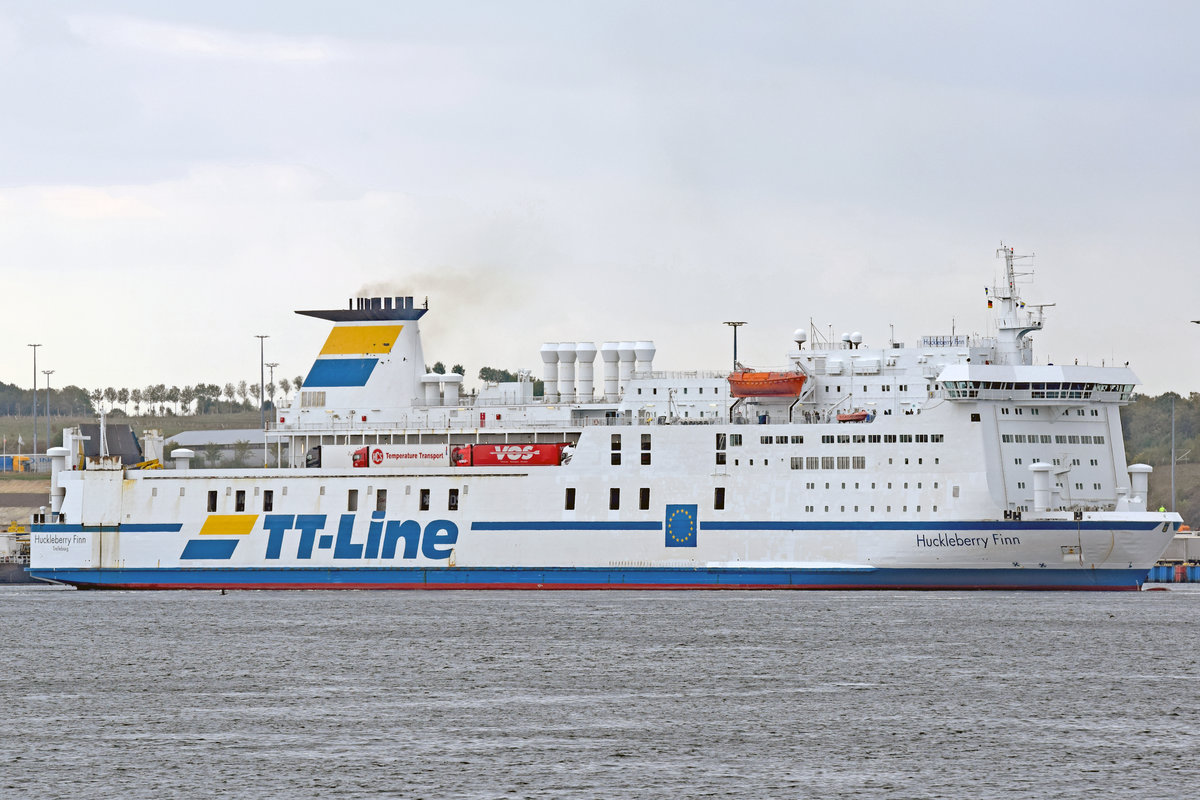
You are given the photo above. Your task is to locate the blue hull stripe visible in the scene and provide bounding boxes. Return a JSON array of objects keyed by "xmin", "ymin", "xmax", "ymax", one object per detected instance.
[
  {"xmin": 468, "ymin": 520, "xmax": 1165, "ymax": 533},
  {"xmin": 28, "ymin": 566, "xmax": 1149, "ymax": 591},
  {"xmin": 472, "ymin": 521, "xmax": 662, "ymax": 531},
  {"xmin": 701, "ymin": 520, "xmax": 1166, "ymax": 532},
  {"xmin": 115, "ymin": 523, "xmax": 184, "ymax": 533},
  {"xmin": 32, "ymin": 521, "xmax": 1165, "ymax": 535},
  {"xmin": 29, "ymin": 523, "xmax": 182, "ymax": 533}
]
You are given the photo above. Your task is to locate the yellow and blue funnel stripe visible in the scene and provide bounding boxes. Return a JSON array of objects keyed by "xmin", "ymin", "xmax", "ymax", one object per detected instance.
[{"xmin": 304, "ymin": 324, "xmax": 403, "ymax": 387}]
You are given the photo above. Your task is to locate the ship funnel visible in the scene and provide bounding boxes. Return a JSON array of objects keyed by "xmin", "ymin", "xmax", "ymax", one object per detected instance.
[
  {"xmin": 295, "ymin": 297, "xmax": 429, "ymax": 411},
  {"xmin": 1128, "ymin": 464, "xmax": 1152, "ymax": 511},
  {"xmin": 540, "ymin": 343, "xmax": 559, "ymax": 403},
  {"xmin": 557, "ymin": 342, "xmax": 577, "ymax": 403},
  {"xmin": 575, "ymin": 342, "xmax": 597, "ymax": 402},
  {"xmin": 600, "ymin": 342, "xmax": 621, "ymax": 401},
  {"xmin": 634, "ymin": 341, "xmax": 655, "ymax": 374},
  {"xmin": 1029, "ymin": 462, "xmax": 1054, "ymax": 512},
  {"xmin": 618, "ymin": 341, "xmax": 636, "ymax": 391}
]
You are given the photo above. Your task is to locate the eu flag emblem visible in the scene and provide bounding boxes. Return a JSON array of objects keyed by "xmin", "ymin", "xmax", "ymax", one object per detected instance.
[{"xmin": 665, "ymin": 504, "xmax": 698, "ymax": 548}]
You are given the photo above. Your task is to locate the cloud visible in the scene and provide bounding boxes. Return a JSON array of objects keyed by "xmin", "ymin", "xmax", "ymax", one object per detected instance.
[
  {"xmin": 25, "ymin": 186, "xmax": 163, "ymax": 220},
  {"xmin": 66, "ymin": 14, "xmax": 338, "ymax": 63}
]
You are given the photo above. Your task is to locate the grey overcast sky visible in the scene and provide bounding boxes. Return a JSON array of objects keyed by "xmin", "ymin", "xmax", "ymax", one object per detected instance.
[{"xmin": 2, "ymin": 1, "xmax": 1197, "ymax": 398}]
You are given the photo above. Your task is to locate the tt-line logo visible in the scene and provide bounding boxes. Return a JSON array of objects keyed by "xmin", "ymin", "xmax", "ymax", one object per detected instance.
[{"xmin": 262, "ymin": 513, "xmax": 458, "ymax": 560}]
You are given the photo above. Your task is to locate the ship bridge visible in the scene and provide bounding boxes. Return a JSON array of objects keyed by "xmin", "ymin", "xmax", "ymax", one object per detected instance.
[{"xmin": 938, "ymin": 365, "xmax": 1137, "ymax": 404}]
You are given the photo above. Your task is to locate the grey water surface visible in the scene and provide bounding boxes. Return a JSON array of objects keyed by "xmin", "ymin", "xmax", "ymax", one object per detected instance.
[{"xmin": 1, "ymin": 585, "xmax": 1197, "ymax": 799}]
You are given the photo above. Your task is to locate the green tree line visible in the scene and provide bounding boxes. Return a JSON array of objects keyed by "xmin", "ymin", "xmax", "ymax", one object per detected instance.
[{"xmin": 0, "ymin": 375, "xmax": 306, "ymax": 418}]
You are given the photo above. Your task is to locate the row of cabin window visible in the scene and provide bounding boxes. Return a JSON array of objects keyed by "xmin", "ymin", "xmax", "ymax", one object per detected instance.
[
  {"xmin": 820, "ymin": 433, "xmax": 944, "ymax": 444},
  {"xmin": 1013, "ymin": 457, "xmax": 1094, "ymax": 467},
  {"xmin": 715, "ymin": 433, "xmax": 944, "ymax": 449},
  {"xmin": 1000, "ymin": 407, "xmax": 1101, "ymax": 417},
  {"xmin": 635, "ymin": 386, "xmax": 722, "ymax": 395},
  {"xmin": 791, "ymin": 456, "xmax": 867, "ymax": 469},
  {"xmin": 824, "ymin": 384, "xmax": 909, "ymax": 392},
  {"xmin": 802, "ymin": 480, "xmax": 939, "ymax": 490},
  {"xmin": 1001, "ymin": 434, "xmax": 1106, "ymax": 444},
  {"xmin": 1014, "ymin": 480, "xmax": 1105, "ymax": 491},
  {"xmin": 564, "ymin": 487, "xmax": 728, "ymax": 511},
  {"xmin": 205, "ymin": 487, "xmax": 460, "ymax": 513},
  {"xmin": 725, "ymin": 454, "xmax": 938, "ymax": 467},
  {"xmin": 611, "ymin": 433, "xmax": 652, "ymax": 465},
  {"xmin": 805, "ymin": 504, "xmax": 936, "ymax": 513}
]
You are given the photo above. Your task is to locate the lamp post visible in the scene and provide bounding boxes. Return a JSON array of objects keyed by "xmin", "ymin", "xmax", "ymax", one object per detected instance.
[
  {"xmin": 255, "ymin": 335, "xmax": 269, "ymax": 432},
  {"xmin": 256, "ymin": 335, "xmax": 269, "ymax": 470},
  {"xmin": 28, "ymin": 343, "xmax": 40, "ymax": 456},
  {"xmin": 265, "ymin": 362, "xmax": 279, "ymax": 412},
  {"xmin": 42, "ymin": 370, "xmax": 54, "ymax": 449},
  {"xmin": 723, "ymin": 322, "xmax": 747, "ymax": 372}
]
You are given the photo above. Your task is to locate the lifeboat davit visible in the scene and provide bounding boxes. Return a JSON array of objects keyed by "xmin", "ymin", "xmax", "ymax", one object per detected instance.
[{"xmin": 727, "ymin": 370, "xmax": 806, "ymax": 398}]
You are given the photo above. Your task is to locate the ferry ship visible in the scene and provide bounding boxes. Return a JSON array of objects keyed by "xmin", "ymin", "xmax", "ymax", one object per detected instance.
[{"xmin": 29, "ymin": 246, "xmax": 1181, "ymax": 590}]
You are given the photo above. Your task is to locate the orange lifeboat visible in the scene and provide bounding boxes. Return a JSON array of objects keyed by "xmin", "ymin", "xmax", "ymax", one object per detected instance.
[
  {"xmin": 727, "ymin": 370, "xmax": 806, "ymax": 398},
  {"xmin": 836, "ymin": 411, "xmax": 870, "ymax": 423}
]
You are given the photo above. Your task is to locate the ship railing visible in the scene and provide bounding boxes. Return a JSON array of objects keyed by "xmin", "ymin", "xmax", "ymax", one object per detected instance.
[{"xmin": 630, "ymin": 370, "xmax": 729, "ymax": 380}]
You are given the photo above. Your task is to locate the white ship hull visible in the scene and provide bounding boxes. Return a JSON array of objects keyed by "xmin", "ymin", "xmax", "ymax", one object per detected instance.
[{"xmin": 30, "ymin": 423, "xmax": 1178, "ymax": 591}]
